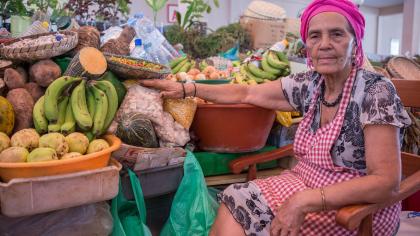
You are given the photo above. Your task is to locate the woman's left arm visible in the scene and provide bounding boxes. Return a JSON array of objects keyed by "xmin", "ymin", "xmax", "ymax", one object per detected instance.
[{"xmin": 271, "ymin": 124, "xmax": 401, "ymax": 236}]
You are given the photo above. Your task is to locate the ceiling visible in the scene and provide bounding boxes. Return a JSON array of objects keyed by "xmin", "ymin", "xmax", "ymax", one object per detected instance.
[{"xmin": 362, "ymin": 0, "xmax": 404, "ymax": 8}]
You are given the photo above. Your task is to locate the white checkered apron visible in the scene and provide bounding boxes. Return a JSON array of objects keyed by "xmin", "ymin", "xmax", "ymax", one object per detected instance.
[{"xmin": 254, "ymin": 68, "xmax": 400, "ymax": 235}]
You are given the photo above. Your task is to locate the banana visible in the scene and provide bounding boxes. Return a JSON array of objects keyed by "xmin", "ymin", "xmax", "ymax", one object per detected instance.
[
  {"xmin": 71, "ymin": 80, "xmax": 93, "ymax": 131},
  {"xmin": 247, "ymin": 62, "xmax": 277, "ymax": 80},
  {"xmin": 247, "ymin": 79, "xmax": 258, "ymax": 85},
  {"xmin": 94, "ymin": 80, "xmax": 118, "ymax": 134},
  {"xmin": 84, "ymin": 131, "xmax": 95, "ymax": 142},
  {"xmin": 267, "ymin": 51, "xmax": 288, "ymax": 70},
  {"xmin": 169, "ymin": 55, "xmax": 188, "ymax": 69},
  {"xmin": 261, "ymin": 52, "xmax": 282, "ymax": 76},
  {"xmin": 90, "ymin": 85, "xmax": 108, "ymax": 136},
  {"xmin": 171, "ymin": 58, "xmax": 188, "ymax": 74},
  {"xmin": 199, "ymin": 60, "xmax": 208, "ymax": 71},
  {"xmin": 33, "ymin": 96, "xmax": 48, "ymax": 134},
  {"xmin": 178, "ymin": 61, "xmax": 191, "ymax": 73},
  {"xmin": 240, "ymin": 64, "xmax": 263, "ymax": 83},
  {"xmin": 86, "ymin": 88, "xmax": 96, "ymax": 119},
  {"xmin": 60, "ymin": 101, "xmax": 76, "ymax": 135},
  {"xmin": 44, "ymin": 76, "xmax": 82, "ymax": 122},
  {"xmin": 48, "ymin": 96, "xmax": 69, "ymax": 133},
  {"xmin": 274, "ymin": 50, "xmax": 289, "ymax": 63}
]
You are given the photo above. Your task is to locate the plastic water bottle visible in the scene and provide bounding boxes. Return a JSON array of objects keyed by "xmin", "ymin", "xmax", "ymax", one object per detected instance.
[
  {"xmin": 131, "ymin": 38, "xmax": 146, "ymax": 59},
  {"xmin": 128, "ymin": 13, "xmax": 179, "ymax": 63}
]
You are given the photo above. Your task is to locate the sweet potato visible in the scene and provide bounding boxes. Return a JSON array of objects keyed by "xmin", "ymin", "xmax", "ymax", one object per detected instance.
[
  {"xmin": 4, "ymin": 67, "xmax": 27, "ymax": 89},
  {"xmin": 24, "ymin": 82, "xmax": 45, "ymax": 102},
  {"xmin": 6, "ymin": 88, "xmax": 34, "ymax": 132},
  {"xmin": 29, "ymin": 60, "xmax": 61, "ymax": 87}
]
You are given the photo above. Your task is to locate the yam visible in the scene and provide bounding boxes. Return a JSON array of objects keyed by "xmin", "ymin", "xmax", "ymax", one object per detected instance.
[
  {"xmin": 70, "ymin": 26, "xmax": 101, "ymax": 56},
  {"xmin": 29, "ymin": 60, "xmax": 62, "ymax": 87},
  {"xmin": 6, "ymin": 88, "xmax": 34, "ymax": 132},
  {"xmin": 101, "ymin": 26, "xmax": 135, "ymax": 56},
  {"xmin": 65, "ymin": 47, "xmax": 107, "ymax": 77},
  {"xmin": 24, "ymin": 82, "xmax": 45, "ymax": 102},
  {"xmin": 0, "ymin": 78, "xmax": 5, "ymax": 96},
  {"xmin": 4, "ymin": 67, "xmax": 27, "ymax": 89}
]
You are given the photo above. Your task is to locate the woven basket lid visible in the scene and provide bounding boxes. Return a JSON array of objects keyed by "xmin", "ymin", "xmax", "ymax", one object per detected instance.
[
  {"xmin": 386, "ymin": 56, "xmax": 420, "ymax": 80},
  {"xmin": 244, "ymin": 0, "xmax": 286, "ymax": 20}
]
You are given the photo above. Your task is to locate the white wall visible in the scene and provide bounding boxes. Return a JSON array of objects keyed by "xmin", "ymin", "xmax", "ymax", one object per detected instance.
[
  {"xmin": 377, "ymin": 13, "xmax": 403, "ymax": 55},
  {"xmin": 359, "ymin": 5, "xmax": 379, "ymax": 54}
]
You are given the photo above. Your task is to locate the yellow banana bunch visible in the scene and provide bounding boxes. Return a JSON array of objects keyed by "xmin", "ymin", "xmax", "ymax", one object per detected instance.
[{"xmin": 276, "ymin": 111, "xmax": 293, "ymax": 127}]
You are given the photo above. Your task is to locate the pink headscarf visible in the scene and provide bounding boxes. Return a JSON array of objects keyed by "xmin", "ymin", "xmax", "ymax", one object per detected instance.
[{"xmin": 300, "ymin": 0, "xmax": 365, "ymax": 68}]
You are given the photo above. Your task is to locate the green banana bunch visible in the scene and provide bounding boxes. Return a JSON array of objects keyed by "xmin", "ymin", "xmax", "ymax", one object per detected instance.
[
  {"xmin": 90, "ymin": 85, "xmax": 109, "ymax": 136},
  {"xmin": 93, "ymin": 80, "xmax": 118, "ymax": 134},
  {"xmin": 171, "ymin": 57, "xmax": 189, "ymax": 74},
  {"xmin": 71, "ymin": 80, "xmax": 93, "ymax": 131},
  {"xmin": 44, "ymin": 76, "xmax": 82, "ymax": 122},
  {"xmin": 86, "ymin": 88, "xmax": 96, "ymax": 120},
  {"xmin": 48, "ymin": 96, "xmax": 69, "ymax": 133},
  {"xmin": 199, "ymin": 60, "xmax": 208, "ymax": 71},
  {"xmin": 33, "ymin": 96, "xmax": 48, "ymax": 134},
  {"xmin": 60, "ymin": 101, "xmax": 76, "ymax": 135},
  {"xmin": 267, "ymin": 51, "xmax": 288, "ymax": 70},
  {"xmin": 261, "ymin": 52, "xmax": 282, "ymax": 76},
  {"xmin": 241, "ymin": 64, "xmax": 263, "ymax": 83},
  {"xmin": 169, "ymin": 55, "xmax": 187, "ymax": 69},
  {"xmin": 178, "ymin": 60, "xmax": 191, "ymax": 73},
  {"xmin": 247, "ymin": 62, "xmax": 277, "ymax": 80}
]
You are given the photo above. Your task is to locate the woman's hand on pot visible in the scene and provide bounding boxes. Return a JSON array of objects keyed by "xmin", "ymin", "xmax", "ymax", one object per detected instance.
[
  {"xmin": 138, "ymin": 79, "xmax": 184, "ymax": 99},
  {"xmin": 270, "ymin": 192, "xmax": 309, "ymax": 236}
]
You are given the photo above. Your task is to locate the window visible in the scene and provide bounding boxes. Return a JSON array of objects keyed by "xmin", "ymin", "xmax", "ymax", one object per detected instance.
[{"xmin": 390, "ymin": 38, "xmax": 400, "ymax": 55}]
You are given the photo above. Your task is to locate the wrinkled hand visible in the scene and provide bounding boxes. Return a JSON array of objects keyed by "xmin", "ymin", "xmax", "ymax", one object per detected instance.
[
  {"xmin": 138, "ymin": 79, "xmax": 184, "ymax": 98},
  {"xmin": 270, "ymin": 193, "xmax": 307, "ymax": 236}
]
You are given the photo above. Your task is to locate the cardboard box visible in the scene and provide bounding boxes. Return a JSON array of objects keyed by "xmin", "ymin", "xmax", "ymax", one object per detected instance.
[{"xmin": 240, "ymin": 16, "xmax": 287, "ymax": 49}]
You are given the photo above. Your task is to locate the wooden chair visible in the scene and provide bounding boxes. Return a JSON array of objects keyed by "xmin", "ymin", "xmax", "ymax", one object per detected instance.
[{"xmin": 228, "ymin": 79, "xmax": 420, "ymax": 236}]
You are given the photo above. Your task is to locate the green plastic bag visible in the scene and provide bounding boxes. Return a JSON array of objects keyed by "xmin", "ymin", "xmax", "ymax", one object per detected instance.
[
  {"xmin": 160, "ymin": 151, "xmax": 219, "ymax": 236},
  {"xmin": 111, "ymin": 169, "xmax": 152, "ymax": 236}
]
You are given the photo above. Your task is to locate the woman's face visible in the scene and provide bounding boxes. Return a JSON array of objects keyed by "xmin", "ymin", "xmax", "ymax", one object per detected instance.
[{"xmin": 306, "ymin": 12, "xmax": 355, "ymax": 75}]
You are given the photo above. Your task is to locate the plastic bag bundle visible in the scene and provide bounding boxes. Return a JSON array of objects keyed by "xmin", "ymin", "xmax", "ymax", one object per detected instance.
[{"xmin": 163, "ymin": 98, "xmax": 197, "ymax": 129}]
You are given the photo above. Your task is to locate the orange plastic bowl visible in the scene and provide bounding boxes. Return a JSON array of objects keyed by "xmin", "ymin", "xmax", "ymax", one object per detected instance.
[
  {"xmin": 0, "ymin": 134, "xmax": 122, "ymax": 182},
  {"xmin": 191, "ymin": 104, "xmax": 275, "ymax": 153}
]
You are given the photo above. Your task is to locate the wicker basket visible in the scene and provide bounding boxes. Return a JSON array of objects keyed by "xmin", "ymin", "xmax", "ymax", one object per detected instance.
[
  {"xmin": 104, "ymin": 54, "xmax": 171, "ymax": 80},
  {"xmin": 243, "ymin": 0, "xmax": 286, "ymax": 20},
  {"xmin": 0, "ymin": 31, "xmax": 78, "ymax": 62},
  {"xmin": 386, "ymin": 56, "xmax": 420, "ymax": 80}
]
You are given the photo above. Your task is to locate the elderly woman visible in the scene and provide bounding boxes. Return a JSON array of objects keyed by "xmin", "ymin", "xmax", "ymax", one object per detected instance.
[{"xmin": 140, "ymin": 0, "xmax": 411, "ymax": 235}]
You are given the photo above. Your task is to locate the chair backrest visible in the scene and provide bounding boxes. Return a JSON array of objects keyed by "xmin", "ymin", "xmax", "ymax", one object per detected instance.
[{"xmin": 391, "ymin": 79, "xmax": 420, "ymax": 108}]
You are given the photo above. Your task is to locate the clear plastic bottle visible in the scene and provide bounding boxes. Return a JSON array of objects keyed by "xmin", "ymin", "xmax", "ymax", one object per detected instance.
[
  {"xmin": 129, "ymin": 13, "xmax": 179, "ymax": 63},
  {"xmin": 131, "ymin": 38, "xmax": 146, "ymax": 58}
]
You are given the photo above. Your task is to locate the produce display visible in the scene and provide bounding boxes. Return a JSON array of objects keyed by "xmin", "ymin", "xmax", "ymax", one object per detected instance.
[
  {"xmin": 168, "ymin": 55, "xmax": 230, "ymax": 81},
  {"xmin": 34, "ymin": 76, "xmax": 119, "ymax": 138},
  {"xmin": 3, "ymin": 33, "xmax": 66, "ymax": 49},
  {"xmin": 0, "ymin": 96, "xmax": 14, "ymax": 135},
  {"xmin": 234, "ymin": 50, "xmax": 290, "ymax": 85},
  {"xmin": 0, "ymin": 129, "xmax": 112, "ymax": 163}
]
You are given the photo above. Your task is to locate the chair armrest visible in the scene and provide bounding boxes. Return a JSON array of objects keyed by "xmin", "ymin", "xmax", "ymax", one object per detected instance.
[
  {"xmin": 336, "ymin": 170, "xmax": 420, "ymax": 230},
  {"xmin": 229, "ymin": 144, "xmax": 294, "ymax": 174}
]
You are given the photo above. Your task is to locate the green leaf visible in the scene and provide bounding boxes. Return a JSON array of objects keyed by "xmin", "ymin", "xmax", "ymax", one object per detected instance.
[
  {"xmin": 182, "ymin": 1, "xmax": 195, "ymax": 29},
  {"xmin": 206, "ymin": 5, "xmax": 211, "ymax": 13},
  {"xmin": 213, "ymin": 0, "xmax": 219, "ymax": 8},
  {"xmin": 176, "ymin": 11, "xmax": 182, "ymax": 26}
]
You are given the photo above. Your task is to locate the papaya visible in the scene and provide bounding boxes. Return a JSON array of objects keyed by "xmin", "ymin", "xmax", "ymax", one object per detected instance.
[{"xmin": 0, "ymin": 96, "xmax": 15, "ymax": 135}]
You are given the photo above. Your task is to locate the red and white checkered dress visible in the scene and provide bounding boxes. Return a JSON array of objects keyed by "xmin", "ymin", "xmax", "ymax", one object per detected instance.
[{"xmin": 254, "ymin": 68, "xmax": 400, "ymax": 235}]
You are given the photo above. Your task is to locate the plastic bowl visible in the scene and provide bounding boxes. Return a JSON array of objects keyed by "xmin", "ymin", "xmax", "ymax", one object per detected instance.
[
  {"xmin": 191, "ymin": 104, "xmax": 275, "ymax": 153},
  {"xmin": 0, "ymin": 134, "xmax": 122, "ymax": 182}
]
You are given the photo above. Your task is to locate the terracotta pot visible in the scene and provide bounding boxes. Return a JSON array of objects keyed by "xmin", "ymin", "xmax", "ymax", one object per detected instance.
[{"xmin": 191, "ymin": 103, "xmax": 275, "ymax": 153}]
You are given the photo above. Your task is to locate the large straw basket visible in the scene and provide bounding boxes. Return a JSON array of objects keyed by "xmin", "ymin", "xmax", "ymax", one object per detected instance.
[
  {"xmin": 243, "ymin": 0, "xmax": 286, "ymax": 20},
  {"xmin": 104, "ymin": 53, "xmax": 171, "ymax": 80},
  {"xmin": 0, "ymin": 31, "xmax": 78, "ymax": 62},
  {"xmin": 386, "ymin": 56, "xmax": 420, "ymax": 80}
]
